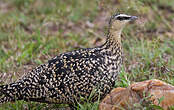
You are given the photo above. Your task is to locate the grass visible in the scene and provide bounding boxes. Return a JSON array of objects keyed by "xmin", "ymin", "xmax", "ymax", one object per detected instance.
[{"xmin": 0, "ymin": 0, "xmax": 174, "ymax": 109}]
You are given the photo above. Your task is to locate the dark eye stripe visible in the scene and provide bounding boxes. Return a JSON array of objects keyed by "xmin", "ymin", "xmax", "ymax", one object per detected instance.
[{"xmin": 117, "ymin": 16, "xmax": 131, "ymax": 20}]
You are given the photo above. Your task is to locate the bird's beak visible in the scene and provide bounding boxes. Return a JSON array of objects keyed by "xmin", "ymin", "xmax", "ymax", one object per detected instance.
[{"xmin": 130, "ymin": 16, "xmax": 138, "ymax": 21}]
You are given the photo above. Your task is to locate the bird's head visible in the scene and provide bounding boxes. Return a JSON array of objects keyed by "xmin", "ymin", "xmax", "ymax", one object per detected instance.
[{"xmin": 109, "ymin": 13, "xmax": 137, "ymax": 31}]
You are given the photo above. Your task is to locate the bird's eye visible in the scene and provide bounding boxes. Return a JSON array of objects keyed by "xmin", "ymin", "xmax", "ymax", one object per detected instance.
[{"xmin": 116, "ymin": 16, "xmax": 131, "ymax": 21}]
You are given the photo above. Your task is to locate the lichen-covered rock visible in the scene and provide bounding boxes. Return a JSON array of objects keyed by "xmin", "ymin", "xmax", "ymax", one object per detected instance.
[{"xmin": 99, "ymin": 79, "xmax": 174, "ymax": 110}]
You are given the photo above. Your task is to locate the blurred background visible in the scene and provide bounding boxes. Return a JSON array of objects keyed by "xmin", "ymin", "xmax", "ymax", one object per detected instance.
[{"xmin": 0, "ymin": 0, "xmax": 173, "ymax": 109}]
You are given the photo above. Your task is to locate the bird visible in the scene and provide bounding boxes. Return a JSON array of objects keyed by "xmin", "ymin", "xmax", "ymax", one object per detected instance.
[{"xmin": 0, "ymin": 13, "xmax": 137, "ymax": 106}]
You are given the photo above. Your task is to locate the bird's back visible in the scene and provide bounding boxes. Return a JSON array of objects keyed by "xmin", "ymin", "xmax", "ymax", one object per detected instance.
[{"xmin": 0, "ymin": 46, "xmax": 121, "ymax": 104}]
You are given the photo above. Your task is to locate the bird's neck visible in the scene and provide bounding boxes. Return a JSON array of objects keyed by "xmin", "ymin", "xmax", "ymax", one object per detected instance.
[
  {"xmin": 102, "ymin": 28, "xmax": 123, "ymax": 54},
  {"xmin": 107, "ymin": 28, "xmax": 122, "ymax": 44},
  {"xmin": 100, "ymin": 27, "xmax": 123, "ymax": 83}
]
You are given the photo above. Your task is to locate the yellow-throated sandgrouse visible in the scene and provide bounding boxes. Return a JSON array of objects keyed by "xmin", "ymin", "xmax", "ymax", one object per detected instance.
[{"xmin": 0, "ymin": 14, "xmax": 137, "ymax": 105}]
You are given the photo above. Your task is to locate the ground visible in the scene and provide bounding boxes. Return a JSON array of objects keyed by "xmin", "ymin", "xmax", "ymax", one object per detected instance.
[{"xmin": 0, "ymin": 0, "xmax": 173, "ymax": 110}]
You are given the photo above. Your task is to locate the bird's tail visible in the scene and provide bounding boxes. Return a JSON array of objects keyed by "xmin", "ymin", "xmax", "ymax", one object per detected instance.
[{"xmin": 0, "ymin": 82, "xmax": 24, "ymax": 103}]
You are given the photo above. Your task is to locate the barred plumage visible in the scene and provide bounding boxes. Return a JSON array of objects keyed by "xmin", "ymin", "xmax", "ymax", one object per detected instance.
[{"xmin": 0, "ymin": 14, "xmax": 137, "ymax": 105}]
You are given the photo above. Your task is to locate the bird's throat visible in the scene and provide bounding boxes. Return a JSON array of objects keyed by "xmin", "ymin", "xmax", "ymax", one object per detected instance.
[{"xmin": 110, "ymin": 29, "xmax": 122, "ymax": 43}]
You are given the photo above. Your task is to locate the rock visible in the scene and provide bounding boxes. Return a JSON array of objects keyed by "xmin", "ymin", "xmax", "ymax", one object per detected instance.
[{"xmin": 99, "ymin": 79, "xmax": 174, "ymax": 110}]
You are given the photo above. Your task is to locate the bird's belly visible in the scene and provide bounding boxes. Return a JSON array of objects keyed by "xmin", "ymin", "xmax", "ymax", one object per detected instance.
[{"xmin": 47, "ymin": 74, "xmax": 114, "ymax": 104}]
